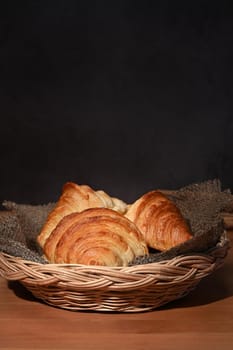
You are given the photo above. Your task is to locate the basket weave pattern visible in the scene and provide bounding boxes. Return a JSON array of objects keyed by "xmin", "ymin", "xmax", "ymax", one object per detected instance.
[{"xmin": 0, "ymin": 233, "xmax": 229, "ymax": 312}]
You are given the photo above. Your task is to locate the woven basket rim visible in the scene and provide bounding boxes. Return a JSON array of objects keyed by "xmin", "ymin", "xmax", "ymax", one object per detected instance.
[{"xmin": 0, "ymin": 231, "xmax": 229, "ymax": 272}]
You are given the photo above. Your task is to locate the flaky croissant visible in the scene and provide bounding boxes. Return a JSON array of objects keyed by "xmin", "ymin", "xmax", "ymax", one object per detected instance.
[
  {"xmin": 125, "ymin": 190, "xmax": 192, "ymax": 251},
  {"xmin": 43, "ymin": 207, "xmax": 148, "ymax": 266},
  {"xmin": 37, "ymin": 182, "xmax": 127, "ymax": 248}
]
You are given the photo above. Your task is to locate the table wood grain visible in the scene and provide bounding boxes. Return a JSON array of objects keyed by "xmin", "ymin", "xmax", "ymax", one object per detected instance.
[{"xmin": 1, "ymin": 231, "xmax": 233, "ymax": 350}]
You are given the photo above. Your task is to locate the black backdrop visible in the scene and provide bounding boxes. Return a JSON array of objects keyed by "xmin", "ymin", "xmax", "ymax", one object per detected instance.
[{"xmin": 1, "ymin": 0, "xmax": 233, "ymax": 205}]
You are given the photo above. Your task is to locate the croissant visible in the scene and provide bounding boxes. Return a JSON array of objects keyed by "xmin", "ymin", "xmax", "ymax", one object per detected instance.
[
  {"xmin": 43, "ymin": 207, "xmax": 148, "ymax": 266},
  {"xmin": 37, "ymin": 182, "xmax": 127, "ymax": 248},
  {"xmin": 125, "ymin": 190, "xmax": 192, "ymax": 251}
]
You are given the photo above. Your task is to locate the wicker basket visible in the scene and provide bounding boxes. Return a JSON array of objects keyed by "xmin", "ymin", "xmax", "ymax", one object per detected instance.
[{"xmin": 0, "ymin": 231, "xmax": 229, "ymax": 312}]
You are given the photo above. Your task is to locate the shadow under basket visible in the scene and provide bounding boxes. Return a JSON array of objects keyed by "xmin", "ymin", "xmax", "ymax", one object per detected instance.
[{"xmin": 0, "ymin": 232, "xmax": 230, "ymax": 313}]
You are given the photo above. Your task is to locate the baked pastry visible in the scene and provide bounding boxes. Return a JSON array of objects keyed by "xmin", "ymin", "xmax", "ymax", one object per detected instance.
[
  {"xmin": 43, "ymin": 207, "xmax": 148, "ymax": 266},
  {"xmin": 37, "ymin": 182, "xmax": 127, "ymax": 248},
  {"xmin": 95, "ymin": 190, "xmax": 127, "ymax": 214},
  {"xmin": 125, "ymin": 190, "xmax": 192, "ymax": 251}
]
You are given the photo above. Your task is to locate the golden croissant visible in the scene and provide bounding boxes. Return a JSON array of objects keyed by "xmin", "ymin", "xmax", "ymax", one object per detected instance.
[
  {"xmin": 125, "ymin": 190, "xmax": 192, "ymax": 251},
  {"xmin": 43, "ymin": 207, "xmax": 148, "ymax": 266},
  {"xmin": 37, "ymin": 182, "xmax": 127, "ymax": 248}
]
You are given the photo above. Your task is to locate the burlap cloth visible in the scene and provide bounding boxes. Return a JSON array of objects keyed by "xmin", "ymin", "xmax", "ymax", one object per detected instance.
[{"xmin": 0, "ymin": 179, "xmax": 232, "ymax": 265}]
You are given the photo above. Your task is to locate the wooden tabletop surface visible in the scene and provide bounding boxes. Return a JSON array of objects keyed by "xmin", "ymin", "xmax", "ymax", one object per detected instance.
[{"xmin": 1, "ymin": 231, "xmax": 233, "ymax": 350}]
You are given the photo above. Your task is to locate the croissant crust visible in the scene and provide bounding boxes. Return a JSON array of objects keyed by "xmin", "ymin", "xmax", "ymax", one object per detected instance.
[
  {"xmin": 38, "ymin": 183, "xmax": 192, "ymax": 266},
  {"xmin": 43, "ymin": 207, "xmax": 148, "ymax": 266},
  {"xmin": 37, "ymin": 182, "xmax": 127, "ymax": 248},
  {"xmin": 125, "ymin": 190, "xmax": 192, "ymax": 251}
]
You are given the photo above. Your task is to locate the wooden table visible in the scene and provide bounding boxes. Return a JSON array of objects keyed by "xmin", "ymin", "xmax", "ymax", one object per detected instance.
[{"xmin": 1, "ymin": 231, "xmax": 233, "ymax": 350}]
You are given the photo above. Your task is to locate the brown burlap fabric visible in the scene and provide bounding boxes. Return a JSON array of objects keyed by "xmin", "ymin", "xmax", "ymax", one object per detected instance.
[
  {"xmin": 0, "ymin": 179, "xmax": 232, "ymax": 265},
  {"xmin": 0, "ymin": 202, "xmax": 55, "ymax": 263}
]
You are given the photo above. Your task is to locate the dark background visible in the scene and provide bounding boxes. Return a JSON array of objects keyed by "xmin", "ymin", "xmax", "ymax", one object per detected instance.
[{"xmin": 1, "ymin": 0, "xmax": 233, "ymax": 205}]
